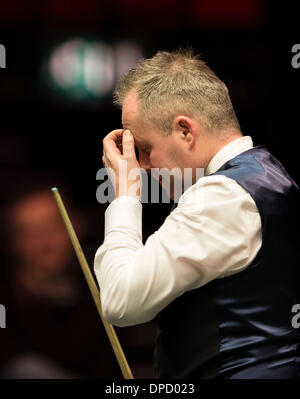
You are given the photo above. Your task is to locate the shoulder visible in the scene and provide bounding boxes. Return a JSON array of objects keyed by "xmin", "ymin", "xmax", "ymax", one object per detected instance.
[{"xmin": 177, "ymin": 174, "xmax": 258, "ymax": 212}]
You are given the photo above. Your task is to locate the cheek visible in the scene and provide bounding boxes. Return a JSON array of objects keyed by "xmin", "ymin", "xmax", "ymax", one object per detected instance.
[
  {"xmin": 148, "ymin": 152, "xmax": 154, "ymax": 164},
  {"xmin": 150, "ymin": 150, "xmax": 170, "ymax": 168},
  {"xmin": 166, "ymin": 144, "xmax": 181, "ymax": 168},
  {"xmin": 149, "ymin": 151, "xmax": 161, "ymax": 168},
  {"xmin": 150, "ymin": 141, "xmax": 177, "ymax": 168}
]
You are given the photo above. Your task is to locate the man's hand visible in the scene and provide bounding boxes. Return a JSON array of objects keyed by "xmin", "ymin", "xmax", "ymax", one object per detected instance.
[{"xmin": 102, "ymin": 129, "xmax": 141, "ymax": 200}]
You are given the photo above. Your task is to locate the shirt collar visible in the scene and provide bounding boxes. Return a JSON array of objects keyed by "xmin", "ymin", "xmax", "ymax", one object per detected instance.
[{"xmin": 205, "ymin": 136, "xmax": 253, "ymax": 176}]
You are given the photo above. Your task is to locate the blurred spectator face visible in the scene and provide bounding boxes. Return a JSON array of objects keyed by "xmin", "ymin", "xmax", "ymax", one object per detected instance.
[{"xmin": 10, "ymin": 191, "xmax": 73, "ymax": 276}]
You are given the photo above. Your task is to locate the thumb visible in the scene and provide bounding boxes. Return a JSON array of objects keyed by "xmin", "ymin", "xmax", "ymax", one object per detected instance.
[{"xmin": 122, "ymin": 129, "xmax": 136, "ymax": 160}]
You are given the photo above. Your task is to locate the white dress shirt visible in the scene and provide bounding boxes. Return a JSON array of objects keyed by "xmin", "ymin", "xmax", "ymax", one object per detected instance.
[{"xmin": 94, "ymin": 136, "xmax": 262, "ymax": 327}]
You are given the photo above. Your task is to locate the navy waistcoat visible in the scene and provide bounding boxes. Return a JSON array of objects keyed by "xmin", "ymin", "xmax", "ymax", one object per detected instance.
[{"xmin": 154, "ymin": 146, "xmax": 300, "ymax": 379}]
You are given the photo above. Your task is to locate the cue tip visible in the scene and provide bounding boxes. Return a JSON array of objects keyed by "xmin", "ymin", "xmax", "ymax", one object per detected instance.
[{"xmin": 51, "ymin": 187, "xmax": 58, "ymax": 192}]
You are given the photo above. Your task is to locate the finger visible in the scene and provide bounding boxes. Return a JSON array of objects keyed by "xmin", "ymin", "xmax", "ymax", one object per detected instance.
[
  {"xmin": 122, "ymin": 129, "xmax": 136, "ymax": 161},
  {"xmin": 104, "ymin": 129, "xmax": 124, "ymax": 141},
  {"xmin": 103, "ymin": 129, "xmax": 124, "ymax": 157}
]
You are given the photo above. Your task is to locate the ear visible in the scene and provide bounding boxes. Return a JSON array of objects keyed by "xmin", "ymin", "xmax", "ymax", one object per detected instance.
[{"xmin": 173, "ymin": 116, "xmax": 196, "ymax": 148}]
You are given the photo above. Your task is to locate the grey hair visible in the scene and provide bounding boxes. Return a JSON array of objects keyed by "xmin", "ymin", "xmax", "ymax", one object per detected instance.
[{"xmin": 113, "ymin": 48, "xmax": 240, "ymax": 135}]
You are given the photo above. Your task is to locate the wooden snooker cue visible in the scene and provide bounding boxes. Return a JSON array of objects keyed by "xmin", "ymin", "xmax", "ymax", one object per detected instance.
[{"xmin": 51, "ymin": 187, "xmax": 134, "ymax": 379}]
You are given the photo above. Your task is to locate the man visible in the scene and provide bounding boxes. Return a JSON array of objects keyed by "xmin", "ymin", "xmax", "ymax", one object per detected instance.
[
  {"xmin": 0, "ymin": 186, "xmax": 121, "ymax": 378},
  {"xmin": 94, "ymin": 49, "xmax": 300, "ymax": 379}
]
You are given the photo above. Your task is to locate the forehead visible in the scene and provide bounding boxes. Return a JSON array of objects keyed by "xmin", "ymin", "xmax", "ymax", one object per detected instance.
[
  {"xmin": 121, "ymin": 90, "xmax": 166, "ymax": 146},
  {"xmin": 121, "ymin": 90, "xmax": 140, "ymax": 125},
  {"xmin": 121, "ymin": 90, "xmax": 148, "ymax": 145},
  {"xmin": 11, "ymin": 193, "xmax": 59, "ymax": 226}
]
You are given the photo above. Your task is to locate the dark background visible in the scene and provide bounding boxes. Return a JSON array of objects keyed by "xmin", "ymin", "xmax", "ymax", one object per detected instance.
[
  {"xmin": 1, "ymin": 1, "xmax": 299, "ymax": 238},
  {"xmin": 0, "ymin": 0, "xmax": 299, "ymax": 379}
]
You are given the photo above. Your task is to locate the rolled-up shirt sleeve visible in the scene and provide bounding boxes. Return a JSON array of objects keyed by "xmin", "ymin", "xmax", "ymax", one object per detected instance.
[{"xmin": 94, "ymin": 175, "xmax": 262, "ymax": 327}]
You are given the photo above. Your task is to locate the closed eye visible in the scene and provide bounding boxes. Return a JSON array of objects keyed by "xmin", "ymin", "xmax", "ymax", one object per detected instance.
[{"xmin": 141, "ymin": 148, "xmax": 150, "ymax": 155}]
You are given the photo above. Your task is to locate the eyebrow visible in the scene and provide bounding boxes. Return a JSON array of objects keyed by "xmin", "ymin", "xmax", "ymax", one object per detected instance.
[
  {"xmin": 120, "ymin": 123, "xmax": 148, "ymax": 147},
  {"xmin": 121, "ymin": 118, "xmax": 131, "ymax": 126},
  {"xmin": 134, "ymin": 139, "xmax": 149, "ymax": 148}
]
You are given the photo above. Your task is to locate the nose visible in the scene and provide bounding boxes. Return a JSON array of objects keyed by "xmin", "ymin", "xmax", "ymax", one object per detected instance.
[{"xmin": 139, "ymin": 151, "xmax": 151, "ymax": 172}]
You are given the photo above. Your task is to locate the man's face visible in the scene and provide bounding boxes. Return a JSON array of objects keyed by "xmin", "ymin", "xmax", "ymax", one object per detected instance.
[
  {"xmin": 11, "ymin": 192, "xmax": 73, "ymax": 275},
  {"xmin": 121, "ymin": 90, "xmax": 181, "ymax": 173},
  {"xmin": 122, "ymin": 90, "xmax": 186, "ymax": 199}
]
